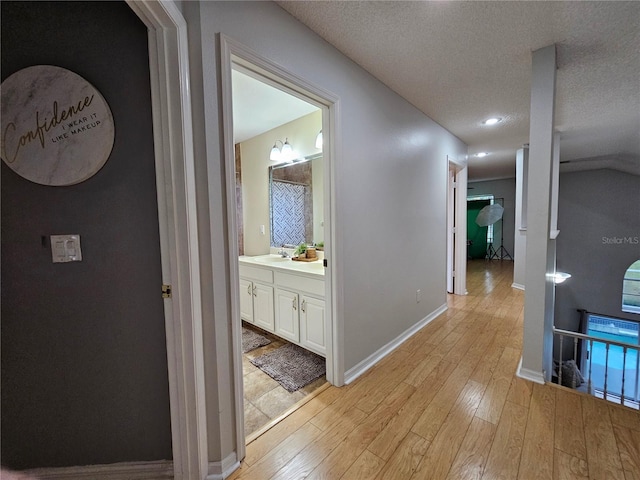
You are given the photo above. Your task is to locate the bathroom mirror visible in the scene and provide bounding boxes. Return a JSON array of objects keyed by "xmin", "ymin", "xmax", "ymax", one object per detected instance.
[{"xmin": 269, "ymin": 153, "xmax": 323, "ymax": 247}]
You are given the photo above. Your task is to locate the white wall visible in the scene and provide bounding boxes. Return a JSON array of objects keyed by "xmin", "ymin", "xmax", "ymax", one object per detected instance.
[
  {"xmin": 240, "ymin": 110, "xmax": 322, "ymax": 255},
  {"xmin": 181, "ymin": 0, "xmax": 467, "ymax": 463}
]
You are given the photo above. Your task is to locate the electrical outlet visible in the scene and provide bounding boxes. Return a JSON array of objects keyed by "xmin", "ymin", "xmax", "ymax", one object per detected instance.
[{"xmin": 416, "ymin": 289, "xmax": 421, "ymax": 303}]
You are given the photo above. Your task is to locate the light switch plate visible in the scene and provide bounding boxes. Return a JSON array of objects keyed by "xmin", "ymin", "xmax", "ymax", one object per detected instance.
[{"xmin": 51, "ymin": 234, "xmax": 82, "ymax": 263}]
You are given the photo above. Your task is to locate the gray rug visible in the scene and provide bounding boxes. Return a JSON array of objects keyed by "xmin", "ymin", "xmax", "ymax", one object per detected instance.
[
  {"xmin": 242, "ymin": 327, "xmax": 271, "ymax": 353},
  {"xmin": 250, "ymin": 343, "xmax": 325, "ymax": 392}
]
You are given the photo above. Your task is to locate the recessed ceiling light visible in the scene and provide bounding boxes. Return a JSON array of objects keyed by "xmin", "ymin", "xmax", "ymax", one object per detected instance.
[
  {"xmin": 475, "ymin": 152, "xmax": 489, "ymax": 158},
  {"xmin": 482, "ymin": 117, "xmax": 502, "ymax": 126}
]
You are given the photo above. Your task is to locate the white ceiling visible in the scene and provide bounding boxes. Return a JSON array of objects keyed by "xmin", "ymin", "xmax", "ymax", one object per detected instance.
[
  {"xmin": 277, "ymin": 1, "xmax": 640, "ymax": 181},
  {"xmin": 232, "ymin": 69, "xmax": 319, "ymax": 144}
]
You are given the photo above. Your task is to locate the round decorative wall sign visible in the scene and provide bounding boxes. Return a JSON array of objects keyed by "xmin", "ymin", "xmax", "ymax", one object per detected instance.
[{"xmin": 1, "ymin": 65, "xmax": 115, "ymax": 186}]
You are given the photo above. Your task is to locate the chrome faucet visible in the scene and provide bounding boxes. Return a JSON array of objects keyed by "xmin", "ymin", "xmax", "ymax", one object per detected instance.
[{"xmin": 278, "ymin": 246, "xmax": 290, "ymax": 258}]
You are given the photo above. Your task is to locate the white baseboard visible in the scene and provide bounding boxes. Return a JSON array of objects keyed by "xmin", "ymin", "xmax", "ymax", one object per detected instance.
[
  {"xmin": 344, "ymin": 303, "xmax": 448, "ymax": 384},
  {"xmin": 511, "ymin": 282, "xmax": 525, "ymax": 291},
  {"xmin": 516, "ymin": 357, "xmax": 545, "ymax": 385},
  {"xmin": 207, "ymin": 452, "xmax": 240, "ymax": 480},
  {"xmin": 25, "ymin": 460, "xmax": 173, "ymax": 480}
]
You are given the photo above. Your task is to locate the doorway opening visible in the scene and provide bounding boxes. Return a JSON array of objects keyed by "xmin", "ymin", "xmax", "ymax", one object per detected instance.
[
  {"xmin": 220, "ymin": 36, "xmax": 340, "ymax": 459},
  {"xmin": 447, "ymin": 158, "xmax": 467, "ymax": 295}
]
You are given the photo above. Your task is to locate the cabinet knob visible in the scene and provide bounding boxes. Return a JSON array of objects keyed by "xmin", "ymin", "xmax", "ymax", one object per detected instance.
[
  {"xmin": 301, "ymin": 299, "xmax": 306, "ymax": 313},
  {"xmin": 293, "ymin": 297, "xmax": 297, "ymax": 310},
  {"xmin": 247, "ymin": 284, "xmax": 252, "ymax": 295},
  {"xmin": 252, "ymin": 285, "xmax": 257, "ymax": 297}
]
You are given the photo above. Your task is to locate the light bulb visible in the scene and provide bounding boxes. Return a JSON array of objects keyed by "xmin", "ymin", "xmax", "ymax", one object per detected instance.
[
  {"xmin": 281, "ymin": 139, "xmax": 293, "ymax": 160},
  {"xmin": 270, "ymin": 144, "xmax": 281, "ymax": 161},
  {"xmin": 482, "ymin": 117, "xmax": 502, "ymax": 126}
]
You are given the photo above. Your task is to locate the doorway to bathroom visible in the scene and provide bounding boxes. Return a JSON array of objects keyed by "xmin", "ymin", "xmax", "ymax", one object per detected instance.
[{"xmin": 220, "ymin": 37, "xmax": 339, "ymax": 457}]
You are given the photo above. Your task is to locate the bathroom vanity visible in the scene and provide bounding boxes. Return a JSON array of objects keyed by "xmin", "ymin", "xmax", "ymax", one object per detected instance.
[{"xmin": 238, "ymin": 255, "xmax": 326, "ymax": 356}]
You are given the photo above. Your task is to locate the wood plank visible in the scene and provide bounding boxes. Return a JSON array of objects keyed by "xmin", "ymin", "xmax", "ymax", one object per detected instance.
[
  {"xmin": 367, "ymin": 360, "xmax": 457, "ymax": 461},
  {"xmin": 469, "ymin": 336, "xmax": 503, "ymax": 386},
  {"xmin": 411, "ymin": 380, "xmax": 486, "ymax": 480},
  {"xmin": 581, "ymin": 395, "xmax": 626, "ymax": 480},
  {"xmin": 471, "ymin": 346, "xmax": 521, "ymax": 425},
  {"xmin": 269, "ymin": 407, "xmax": 368, "ymax": 480},
  {"xmin": 244, "ymin": 385, "xmax": 341, "ymax": 465},
  {"xmin": 229, "ymin": 423, "xmax": 322, "ymax": 480},
  {"xmin": 445, "ymin": 417, "xmax": 496, "ymax": 480},
  {"xmin": 505, "ymin": 376, "xmax": 533, "ymax": 408},
  {"xmin": 410, "ymin": 363, "xmax": 475, "ymax": 441},
  {"xmin": 474, "ymin": 375, "xmax": 512, "ymax": 425},
  {"xmin": 553, "ymin": 449, "xmax": 589, "ymax": 480},
  {"xmin": 305, "ymin": 381, "xmax": 415, "ymax": 480},
  {"xmin": 339, "ymin": 450, "xmax": 385, "ymax": 480},
  {"xmin": 355, "ymin": 348, "xmax": 426, "ymax": 414},
  {"xmin": 554, "ymin": 388, "xmax": 587, "ymax": 461},
  {"xmin": 609, "ymin": 405, "xmax": 640, "ymax": 433},
  {"xmin": 372, "ymin": 432, "xmax": 429, "ymax": 480},
  {"xmin": 518, "ymin": 383, "xmax": 556, "ymax": 480},
  {"xmin": 405, "ymin": 352, "xmax": 445, "ymax": 387},
  {"xmin": 483, "ymin": 401, "xmax": 528, "ymax": 480},
  {"xmin": 613, "ymin": 425, "xmax": 640, "ymax": 480}
]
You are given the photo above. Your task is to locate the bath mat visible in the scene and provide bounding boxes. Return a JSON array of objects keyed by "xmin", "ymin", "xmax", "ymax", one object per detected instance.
[
  {"xmin": 242, "ymin": 327, "xmax": 271, "ymax": 353},
  {"xmin": 250, "ymin": 343, "xmax": 325, "ymax": 392}
]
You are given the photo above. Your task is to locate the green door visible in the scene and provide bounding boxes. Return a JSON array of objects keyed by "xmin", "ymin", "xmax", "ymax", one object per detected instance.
[{"xmin": 467, "ymin": 200, "xmax": 490, "ymax": 259}]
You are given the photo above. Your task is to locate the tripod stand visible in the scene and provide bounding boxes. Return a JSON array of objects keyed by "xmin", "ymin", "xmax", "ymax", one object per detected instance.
[{"xmin": 487, "ymin": 213, "xmax": 512, "ymax": 260}]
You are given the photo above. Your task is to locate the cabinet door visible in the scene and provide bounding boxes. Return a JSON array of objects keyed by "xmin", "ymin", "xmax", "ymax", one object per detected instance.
[
  {"xmin": 253, "ymin": 282, "xmax": 275, "ymax": 332},
  {"xmin": 239, "ymin": 278, "xmax": 254, "ymax": 323},
  {"xmin": 275, "ymin": 289, "xmax": 300, "ymax": 343},
  {"xmin": 300, "ymin": 296, "xmax": 326, "ymax": 356}
]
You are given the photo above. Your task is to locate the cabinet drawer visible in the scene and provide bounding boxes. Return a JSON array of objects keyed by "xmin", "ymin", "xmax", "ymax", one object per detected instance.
[
  {"xmin": 275, "ymin": 271, "xmax": 324, "ymax": 297},
  {"xmin": 239, "ymin": 265, "xmax": 273, "ymax": 284}
]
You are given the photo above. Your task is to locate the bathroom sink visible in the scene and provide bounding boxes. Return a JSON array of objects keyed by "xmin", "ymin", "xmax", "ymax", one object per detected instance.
[{"xmin": 253, "ymin": 255, "xmax": 291, "ymax": 264}]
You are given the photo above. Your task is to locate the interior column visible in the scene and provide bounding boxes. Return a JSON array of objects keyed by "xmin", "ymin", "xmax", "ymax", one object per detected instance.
[{"xmin": 518, "ymin": 44, "xmax": 558, "ymax": 384}]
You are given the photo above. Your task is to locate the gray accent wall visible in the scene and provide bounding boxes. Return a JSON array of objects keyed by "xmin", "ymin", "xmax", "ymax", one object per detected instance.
[
  {"xmin": 555, "ymin": 169, "xmax": 640, "ymax": 332},
  {"xmin": 1, "ymin": 1, "xmax": 172, "ymax": 469},
  {"xmin": 467, "ymin": 178, "xmax": 517, "ymax": 259}
]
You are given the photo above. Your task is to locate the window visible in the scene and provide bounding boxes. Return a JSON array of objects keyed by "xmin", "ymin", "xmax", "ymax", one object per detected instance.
[
  {"xmin": 623, "ymin": 260, "xmax": 640, "ymax": 314},
  {"xmin": 582, "ymin": 313, "xmax": 639, "ymax": 406}
]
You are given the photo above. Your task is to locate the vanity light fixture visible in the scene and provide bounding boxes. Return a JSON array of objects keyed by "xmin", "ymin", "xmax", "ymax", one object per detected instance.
[
  {"xmin": 270, "ymin": 138, "xmax": 295, "ymax": 162},
  {"xmin": 482, "ymin": 117, "xmax": 503, "ymax": 126},
  {"xmin": 475, "ymin": 152, "xmax": 489, "ymax": 158},
  {"xmin": 315, "ymin": 130, "xmax": 323, "ymax": 149}
]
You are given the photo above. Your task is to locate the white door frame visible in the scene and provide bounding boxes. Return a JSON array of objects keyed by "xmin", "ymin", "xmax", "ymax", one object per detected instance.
[
  {"xmin": 126, "ymin": 2, "xmax": 208, "ymax": 479},
  {"xmin": 219, "ymin": 34, "xmax": 342, "ymax": 461},
  {"xmin": 447, "ymin": 157, "xmax": 468, "ymax": 295}
]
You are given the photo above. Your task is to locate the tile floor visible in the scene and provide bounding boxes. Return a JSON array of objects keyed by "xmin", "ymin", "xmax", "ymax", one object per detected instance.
[{"xmin": 242, "ymin": 323, "xmax": 327, "ymax": 437}]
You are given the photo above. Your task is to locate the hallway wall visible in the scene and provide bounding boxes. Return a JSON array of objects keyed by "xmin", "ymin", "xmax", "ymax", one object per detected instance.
[{"xmin": 179, "ymin": 0, "xmax": 467, "ymax": 462}]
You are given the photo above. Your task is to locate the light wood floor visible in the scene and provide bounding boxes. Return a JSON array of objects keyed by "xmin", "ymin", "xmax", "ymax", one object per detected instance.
[{"xmin": 229, "ymin": 260, "xmax": 640, "ymax": 480}]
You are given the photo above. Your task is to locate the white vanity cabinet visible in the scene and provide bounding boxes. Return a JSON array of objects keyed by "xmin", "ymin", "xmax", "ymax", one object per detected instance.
[
  {"xmin": 274, "ymin": 288, "xmax": 300, "ymax": 343},
  {"xmin": 239, "ymin": 257, "xmax": 326, "ymax": 357},
  {"xmin": 239, "ymin": 265, "xmax": 275, "ymax": 332},
  {"xmin": 300, "ymin": 295, "xmax": 326, "ymax": 356},
  {"xmin": 274, "ymin": 271, "xmax": 326, "ymax": 356}
]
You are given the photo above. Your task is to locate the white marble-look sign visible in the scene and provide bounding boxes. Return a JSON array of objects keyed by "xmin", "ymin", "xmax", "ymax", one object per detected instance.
[{"xmin": 1, "ymin": 65, "xmax": 115, "ymax": 186}]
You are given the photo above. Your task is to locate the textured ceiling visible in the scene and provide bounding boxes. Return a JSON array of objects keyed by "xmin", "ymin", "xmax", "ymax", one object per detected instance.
[{"xmin": 277, "ymin": 1, "xmax": 640, "ymax": 180}]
